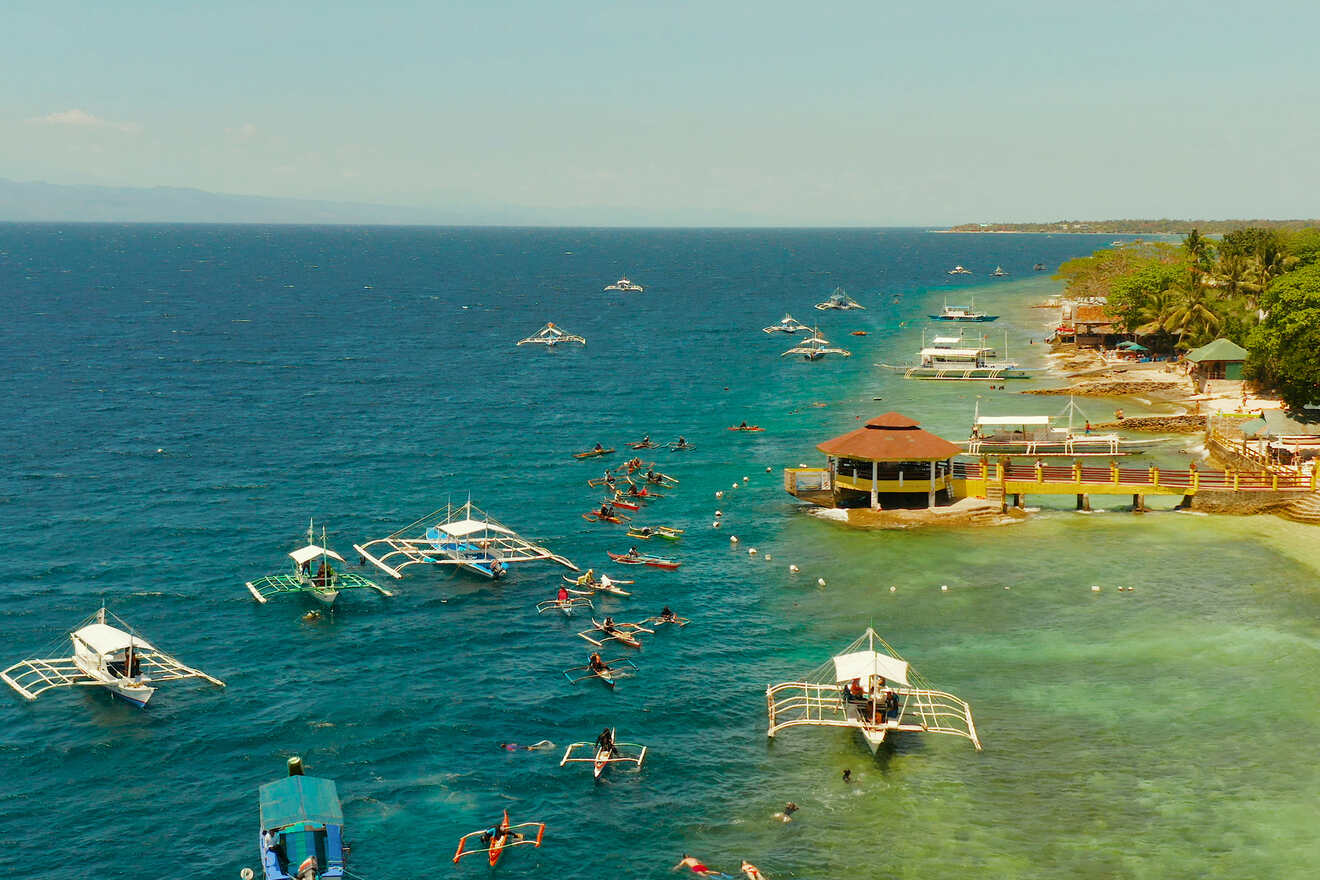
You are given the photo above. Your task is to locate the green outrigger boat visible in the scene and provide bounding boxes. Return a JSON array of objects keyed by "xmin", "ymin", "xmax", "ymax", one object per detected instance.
[{"xmin": 246, "ymin": 520, "xmax": 394, "ymax": 608}]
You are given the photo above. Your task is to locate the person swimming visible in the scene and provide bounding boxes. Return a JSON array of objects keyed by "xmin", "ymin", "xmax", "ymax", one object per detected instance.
[{"xmin": 771, "ymin": 802, "xmax": 799, "ymax": 823}]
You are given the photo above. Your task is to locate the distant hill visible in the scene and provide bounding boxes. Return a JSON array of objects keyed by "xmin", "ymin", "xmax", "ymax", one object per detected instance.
[
  {"xmin": 0, "ymin": 178, "xmax": 458, "ymax": 225},
  {"xmin": 947, "ymin": 219, "xmax": 1320, "ymax": 234}
]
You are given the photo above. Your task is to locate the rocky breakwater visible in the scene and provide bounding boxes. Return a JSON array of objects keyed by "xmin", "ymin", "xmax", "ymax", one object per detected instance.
[
  {"xmin": 811, "ymin": 498, "xmax": 1029, "ymax": 530},
  {"xmin": 1023, "ymin": 381, "xmax": 1187, "ymax": 398},
  {"xmin": 1088, "ymin": 414, "xmax": 1207, "ymax": 434}
]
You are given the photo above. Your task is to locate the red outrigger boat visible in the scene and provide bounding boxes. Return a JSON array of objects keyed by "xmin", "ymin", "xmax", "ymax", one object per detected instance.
[
  {"xmin": 453, "ymin": 809, "xmax": 545, "ymax": 866},
  {"xmin": 607, "ymin": 551, "xmax": 681, "ymax": 570}
]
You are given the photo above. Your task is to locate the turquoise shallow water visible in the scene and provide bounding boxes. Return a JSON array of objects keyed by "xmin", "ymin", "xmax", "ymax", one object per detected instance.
[{"xmin": 0, "ymin": 226, "xmax": 1317, "ymax": 879}]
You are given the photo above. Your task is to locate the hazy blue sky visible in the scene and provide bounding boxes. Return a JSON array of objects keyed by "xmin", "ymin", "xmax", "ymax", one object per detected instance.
[{"xmin": 3, "ymin": 1, "xmax": 1318, "ymax": 225}]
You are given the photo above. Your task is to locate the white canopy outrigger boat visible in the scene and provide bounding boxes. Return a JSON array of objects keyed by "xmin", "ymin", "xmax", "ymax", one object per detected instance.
[
  {"xmin": 814, "ymin": 287, "xmax": 865, "ymax": 310},
  {"xmin": 354, "ymin": 498, "xmax": 578, "ymax": 580},
  {"xmin": 964, "ymin": 397, "xmax": 1163, "ymax": 457},
  {"xmin": 781, "ymin": 329, "xmax": 852, "ymax": 361},
  {"xmin": 2, "ymin": 607, "xmax": 225, "ymax": 708},
  {"xmin": 604, "ymin": 277, "xmax": 644, "ymax": 292},
  {"xmin": 766, "ymin": 627, "xmax": 981, "ymax": 754},
  {"xmin": 246, "ymin": 520, "xmax": 394, "ymax": 607},
  {"xmin": 516, "ymin": 322, "xmax": 587, "ymax": 347},
  {"xmin": 762, "ymin": 313, "xmax": 811, "ymax": 334}
]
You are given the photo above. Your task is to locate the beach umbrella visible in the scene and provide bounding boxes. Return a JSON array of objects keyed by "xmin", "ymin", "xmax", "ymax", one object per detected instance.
[
  {"xmin": 1116, "ymin": 341, "xmax": 1148, "ymax": 351},
  {"xmin": 1241, "ymin": 417, "xmax": 1269, "ymax": 438}
]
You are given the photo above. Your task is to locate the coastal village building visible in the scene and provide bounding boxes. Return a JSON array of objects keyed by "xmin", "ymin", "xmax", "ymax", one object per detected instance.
[
  {"xmin": 1186, "ymin": 338, "xmax": 1248, "ymax": 391},
  {"xmin": 1071, "ymin": 303, "xmax": 1123, "ymax": 349},
  {"xmin": 786, "ymin": 412, "xmax": 961, "ymax": 509}
]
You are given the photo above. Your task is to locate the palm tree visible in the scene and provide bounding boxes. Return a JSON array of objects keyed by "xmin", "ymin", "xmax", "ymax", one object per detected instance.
[{"xmin": 1162, "ymin": 284, "xmax": 1222, "ymax": 348}]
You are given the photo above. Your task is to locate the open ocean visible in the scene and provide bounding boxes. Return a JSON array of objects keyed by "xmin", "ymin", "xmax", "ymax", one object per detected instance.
[{"xmin": 1, "ymin": 225, "xmax": 1317, "ymax": 879}]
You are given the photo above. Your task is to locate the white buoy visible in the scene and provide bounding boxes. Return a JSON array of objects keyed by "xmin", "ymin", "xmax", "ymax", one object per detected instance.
[
  {"xmin": 156, "ymin": 448, "xmax": 165, "ymax": 454},
  {"xmin": 743, "ymin": 476, "xmax": 749, "ymax": 482},
  {"xmin": 764, "ymin": 554, "xmax": 772, "ymax": 561},
  {"xmin": 716, "ymin": 491, "xmax": 724, "ymax": 499},
  {"xmin": 714, "ymin": 510, "xmax": 723, "ymax": 517},
  {"xmin": 730, "ymin": 536, "xmax": 739, "ymax": 543},
  {"xmin": 765, "ymin": 466, "xmax": 772, "ymax": 472},
  {"xmin": 1004, "ymin": 585, "xmax": 1011, "ymax": 590},
  {"xmin": 940, "ymin": 584, "xmax": 949, "ymax": 592},
  {"xmin": 789, "ymin": 564, "xmax": 800, "ymax": 573},
  {"xmin": 732, "ymin": 483, "xmax": 739, "ymax": 489},
  {"xmin": 889, "ymin": 585, "xmax": 897, "ymax": 593},
  {"xmin": 712, "ymin": 521, "xmax": 721, "ymax": 528},
  {"xmin": 748, "ymin": 548, "xmax": 757, "ymax": 556},
  {"xmin": 1091, "ymin": 585, "xmax": 1101, "ymax": 593},
  {"xmin": 817, "ymin": 577, "xmax": 827, "ymax": 587},
  {"xmin": 798, "ymin": 462, "xmax": 806, "ymax": 467}
]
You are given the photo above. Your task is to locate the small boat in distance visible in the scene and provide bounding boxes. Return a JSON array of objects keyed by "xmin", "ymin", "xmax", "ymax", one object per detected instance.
[
  {"xmin": 762, "ymin": 313, "xmax": 811, "ymax": 334},
  {"xmin": 516, "ymin": 322, "xmax": 587, "ymax": 347},
  {"xmin": 1034, "ymin": 262, "xmax": 1048, "ymax": 271},
  {"xmin": 814, "ymin": 287, "xmax": 865, "ymax": 310},
  {"xmin": 947, "ymin": 265, "xmax": 973, "ymax": 275},
  {"xmin": 258, "ymin": 757, "xmax": 348, "ymax": 880},
  {"xmin": 2, "ymin": 606, "xmax": 225, "ymax": 708},
  {"xmin": 929, "ymin": 298, "xmax": 999, "ymax": 322},
  {"xmin": 607, "ymin": 550, "xmax": 681, "ymax": 570},
  {"xmin": 766, "ymin": 627, "xmax": 981, "ymax": 754},
  {"xmin": 878, "ymin": 332, "xmax": 1030, "ymax": 380},
  {"xmin": 604, "ymin": 277, "xmax": 644, "ymax": 292},
  {"xmin": 781, "ymin": 329, "xmax": 852, "ymax": 361},
  {"xmin": 246, "ymin": 520, "xmax": 394, "ymax": 607},
  {"xmin": 990, "ymin": 266, "xmax": 1008, "ymax": 277}
]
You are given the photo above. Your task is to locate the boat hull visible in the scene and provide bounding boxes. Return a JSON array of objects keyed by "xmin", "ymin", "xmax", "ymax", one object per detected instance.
[
  {"xmin": 928, "ymin": 315, "xmax": 999, "ymax": 322},
  {"xmin": 881, "ymin": 365, "xmax": 1032, "ymax": 380}
]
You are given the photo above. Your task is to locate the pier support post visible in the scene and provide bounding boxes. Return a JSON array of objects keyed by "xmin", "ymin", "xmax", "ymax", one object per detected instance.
[
  {"xmin": 928, "ymin": 460, "xmax": 936, "ymax": 509},
  {"xmin": 1177, "ymin": 494, "xmax": 1193, "ymax": 510},
  {"xmin": 1132, "ymin": 494, "xmax": 1146, "ymax": 513},
  {"xmin": 1076, "ymin": 493, "xmax": 1091, "ymax": 511},
  {"xmin": 871, "ymin": 460, "xmax": 879, "ymax": 510}
]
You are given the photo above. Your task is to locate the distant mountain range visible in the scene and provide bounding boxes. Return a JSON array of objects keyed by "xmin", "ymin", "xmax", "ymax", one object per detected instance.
[
  {"xmin": 0, "ymin": 178, "xmax": 461, "ymax": 225},
  {"xmin": 948, "ymin": 219, "xmax": 1320, "ymax": 234}
]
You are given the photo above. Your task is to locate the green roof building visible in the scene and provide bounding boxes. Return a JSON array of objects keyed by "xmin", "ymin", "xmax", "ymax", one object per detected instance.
[{"xmin": 1186, "ymin": 338, "xmax": 1247, "ymax": 387}]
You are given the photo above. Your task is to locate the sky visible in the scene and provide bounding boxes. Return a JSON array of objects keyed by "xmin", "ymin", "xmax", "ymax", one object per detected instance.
[{"xmin": 3, "ymin": 0, "xmax": 1319, "ymax": 226}]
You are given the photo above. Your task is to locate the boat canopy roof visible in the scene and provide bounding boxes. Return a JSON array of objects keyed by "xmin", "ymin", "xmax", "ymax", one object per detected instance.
[
  {"xmin": 832, "ymin": 649, "xmax": 910, "ymax": 688},
  {"xmin": 73, "ymin": 623, "xmax": 153, "ymax": 655},
  {"xmin": 976, "ymin": 416, "xmax": 1052, "ymax": 426},
  {"xmin": 921, "ymin": 347, "xmax": 991, "ymax": 357},
  {"xmin": 439, "ymin": 518, "xmax": 514, "ymax": 538},
  {"xmin": 289, "ymin": 544, "xmax": 344, "ymax": 565},
  {"xmin": 931, "ymin": 336, "xmax": 965, "ymax": 346},
  {"xmin": 259, "ymin": 775, "xmax": 343, "ymax": 830}
]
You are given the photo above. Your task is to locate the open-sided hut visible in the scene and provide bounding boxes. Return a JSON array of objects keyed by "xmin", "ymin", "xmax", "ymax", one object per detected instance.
[{"xmin": 813, "ymin": 412, "xmax": 963, "ymax": 509}]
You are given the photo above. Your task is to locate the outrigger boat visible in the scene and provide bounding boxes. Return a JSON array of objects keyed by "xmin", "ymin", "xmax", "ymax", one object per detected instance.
[
  {"xmin": 574, "ymin": 446, "xmax": 615, "ymax": 459},
  {"xmin": 642, "ymin": 470, "xmax": 679, "ymax": 486},
  {"xmin": 257, "ymin": 757, "xmax": 348, "ymax": 880},
  {"xmin": 610, "ymin": 496, "xmax": 642, "ymax": 511},
  {"xmin": 929, "ymin": 297, "xmax": 998, "ymax": 322},
  {"xmin": 583, "ymin": 509, "xmax": 630, "ymax": 524},
  {"xmin": 453, "ymin": 810, "xmax": 545, "ymax": 866},
  {"xmin": 628, "ymin": 436, "xmax": 659, "ymax": 449},
  {"xmin": 515, "ymin": 321, "xmax": 586, "ymax": 347},
  {"xmin": 536, "ymin": 596, "xmax": 594, "ymax": 617},
  {"xmin": 990, "ymin": 266, "xmax": 1008, "ymax": 277},
  {"xmin": 947, "ymin": 265, "xmax": 973, "ymax": 275},
  {"xmin": 562, "ymin": 574, "xmax": 633, "ymax": 597},
  {"xmin": 355, "ymin": 498, "xmax": 577, "ymax": 581},
  {"xmin": 604, "ymin": 277, "xmax": 644, "ymax": 292},
  {"xmin": 667, "ymin": 438, "xmax": 695, "ymax": 451},
  {"xmin": 781, "ymin": 329, "xmax": 851, "ymax": 360},
  {"xmin": 578, "ymin": 618, "xmax": 653, "ymax": 649},
  {"xmin": 762, "ymin": 313, "xmax": 811, "ymax": 334},
  {"xmin": 965, "ymin": 398, "xmax": 1162, "ymax": 457},
  {"xmin": 727, "ymin": 424, "xmax": 764, "ymax": 432},
  {"xmin": 560, "ymin": 729, "xmax": 647, "ymax": 779},
  {"xmin": 766, "ymin": 627, "xmax": 982, "ymax": 754},
  {"xmin": 2, "ymin": 607, "xmax": 225, "ymax": 708},
  {"xmin": 814, "ymin": 287, "xmax": 865, "ymax": 310},
  {"xmin": 878, "ymin": 332, "xmax": 1029, "ymax": 380},
  {"xmin": 563, "ymin": 657, "xmax": 638, "ymax": 688},
  {"xmin": 626, "ymin": 525, "xmax": 683, "ymax": 542},
  {"xmin": 643, "ymin": 610, "xmax": 690, "ymax": 627},
  {"xmin": 608, "ymin": 551, "xmax": 680, "ymax": 570},
  {"xmin": 246, "ymin": 520, "xmax": 393, "ymax": 608}
]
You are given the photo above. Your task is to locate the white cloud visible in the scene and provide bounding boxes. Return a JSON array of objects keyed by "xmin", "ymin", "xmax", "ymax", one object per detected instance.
[
  {"xmin": 28, "ymin": 108, "xmax": 141, "ymax": 133},
  {"xmin": 226, "ymin": 122, "xmax": 258, "ymax": 140}
]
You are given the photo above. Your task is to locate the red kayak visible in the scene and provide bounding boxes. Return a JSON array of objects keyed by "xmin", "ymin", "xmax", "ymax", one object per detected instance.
[{"xmin": 607, "ymin": 551, "xmax": 681, "ymax": 570}]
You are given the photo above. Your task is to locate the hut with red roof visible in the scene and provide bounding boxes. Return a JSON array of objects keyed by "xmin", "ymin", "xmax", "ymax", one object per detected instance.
[{"xmin": 787, "ymin": 412, "xmax": 963, "ymax": 509}]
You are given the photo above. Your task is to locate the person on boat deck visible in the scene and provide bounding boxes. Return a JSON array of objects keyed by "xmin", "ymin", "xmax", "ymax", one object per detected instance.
[
  {"xmin": 261, "ymin": 828, "xmax": 283, "ymax": 858},
  {"xmin": 602, "ymin": 616, "xmax": 618, "ymax": 633},
  {"xmin": 313, "ymin": 559, "xmax": 332, "ymax": 586},
  {"xmin": 627, "ymin": 546, "xmax": 641, "ymax": 557},
  {"xmin": 594, "ymin": 442, "xmax": 604, "ymax": 452},
  {"xmin": 660, "ymin": 606, "xmax": 676, "ymax": 622},
  {"xmin": 676, "ymin": 436, "xmax": 688, "ymax": 447},
  {"xmin": 489, "ymin": 558, "xmax": 504, "ymax": 576},
  {"xmin": 577, "ymin": 569, "xmax": 595, "ymax": 587},
  {"xmin": 847, "ymin": 677, "xmax": 865, "ymax": 701},
  {"xmin": 645, "ymin": 468, "xmax": 656, "ymax": 480},
  {"xmin": 599, "ymin": 573, "xmax": 615, "ymax": 590},
  {"xmin": 637, "ymin": 526, "xmax": 653, "ymax": 536},
  {"xmin": 738, "ymin": 421, "xmax": 748, "ymax": 429},
  {"xmin": 588, "ymin": 652, "xmax": 610, "ymax": 673},
  {"xmin": 596, "ymin": 727, "xmax": 619, "ymax": 757},
  {"xmin": 556, "ymin": 585, "xmax": 569, "ymax": 602}
]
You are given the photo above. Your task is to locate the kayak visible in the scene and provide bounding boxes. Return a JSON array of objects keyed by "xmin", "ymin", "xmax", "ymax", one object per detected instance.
[
  {"xmin": 562, "ymin": 575, "xmax": 633, "ymax": 596},
  {"xmin": 607, "ymin": 551, "xmax": 681, "ymax": 570},
  {"xmin": 583, "ymin": 511, "xmax": 630, "ymax": 524},
  {"xmin": 628, "ymin": 439, "xmax": 658, "ymax": 449},
  {"xmin": 851, "ymin": 330, "xmax": 869, "ymax": 336},
  {"xmin": 627, "ymin": 526, "xmax": 682, "ymax": 542},
  {"xmin": 574, "ymin": 448, "xmax": 616, "ymax": 459},
  {"xmin": 727, "ymin": 425, "xmax": 764, "ymax": 432},
  {"xmin": 611, "ymin": 498, "xmax": 642, "ymax": 511}
]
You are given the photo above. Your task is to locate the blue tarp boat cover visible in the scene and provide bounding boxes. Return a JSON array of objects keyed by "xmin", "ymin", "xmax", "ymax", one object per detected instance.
[{"xmin": 259, "ymin": 776, "xmax": 344, "ymax": 830}]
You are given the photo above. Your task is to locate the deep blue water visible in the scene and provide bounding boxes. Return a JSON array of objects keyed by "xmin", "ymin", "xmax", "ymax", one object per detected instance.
[{"xmin": 1, "ymin": 225, "xmax": 1317, "ymax": 880}]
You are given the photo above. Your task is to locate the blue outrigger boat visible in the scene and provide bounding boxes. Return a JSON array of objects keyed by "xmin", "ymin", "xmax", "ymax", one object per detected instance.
[{"xmin": 258, "ymin": 758, "xmax": 348, "ymax": 880}]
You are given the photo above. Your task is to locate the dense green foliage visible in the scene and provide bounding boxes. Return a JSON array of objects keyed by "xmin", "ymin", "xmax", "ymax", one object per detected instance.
[
  {"xmin": 1246, "ymin": 263, "xmax": 1320, "ymax": 409},
  {"xmin": 1057, "ymin": 227, "xmax": 1320, "ymax": 406},
  {"xmin": 949, "ymin": 219, "xmax": 1320, "ymax": 234}
]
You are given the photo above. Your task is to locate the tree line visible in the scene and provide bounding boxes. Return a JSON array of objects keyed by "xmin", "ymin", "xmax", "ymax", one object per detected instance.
[{"xmin": 1055, "ymin": 228, "xmax": 1320, "ymax": 409}]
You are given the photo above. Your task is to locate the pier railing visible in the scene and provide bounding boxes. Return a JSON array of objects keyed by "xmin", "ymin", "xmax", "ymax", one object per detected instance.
[{"xmin": 951, "ymin": 460, "xmax": 1318, "ymax": 493}]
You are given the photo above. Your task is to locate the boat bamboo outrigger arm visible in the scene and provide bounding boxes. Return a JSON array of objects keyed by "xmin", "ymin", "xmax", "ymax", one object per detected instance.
[{"xmin": 354, "ymin": 498, "xmax": 578, "ymax": 579}]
